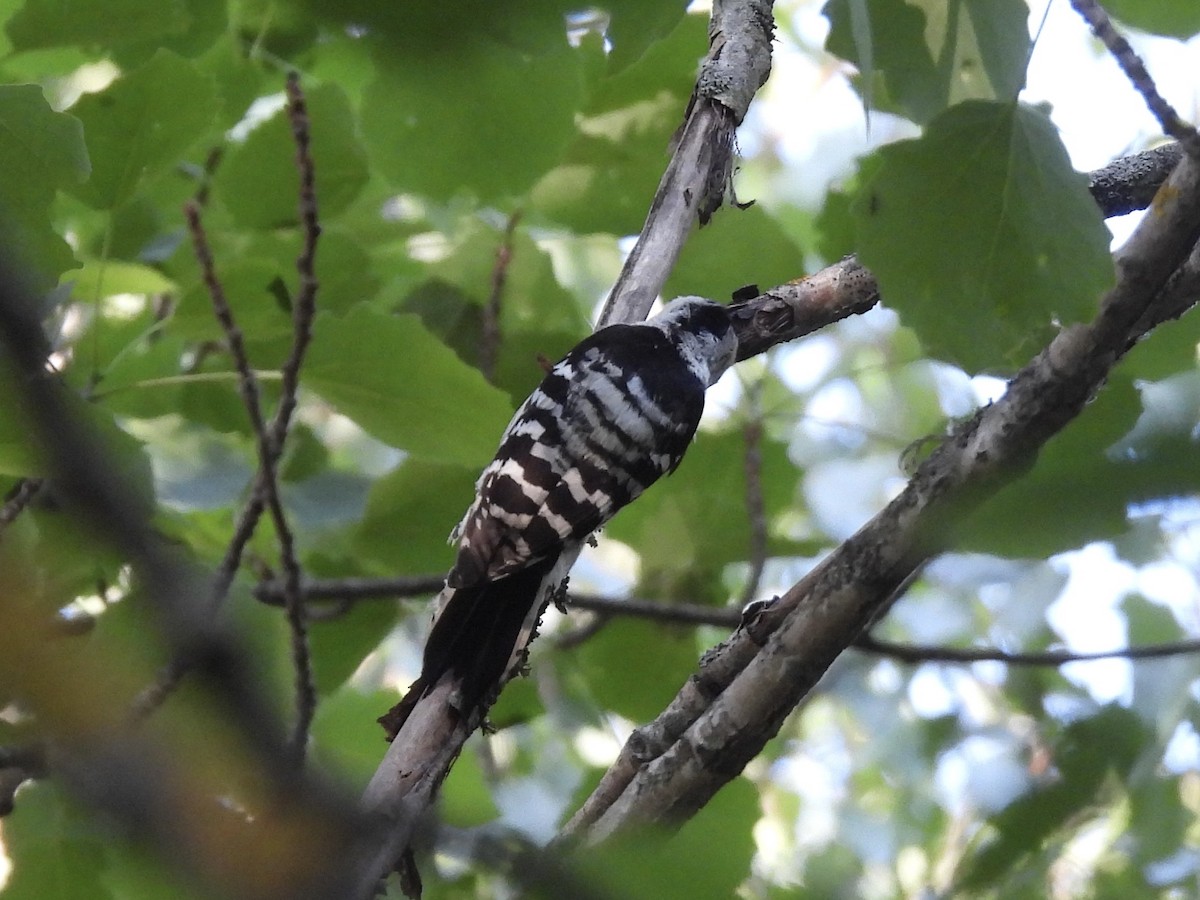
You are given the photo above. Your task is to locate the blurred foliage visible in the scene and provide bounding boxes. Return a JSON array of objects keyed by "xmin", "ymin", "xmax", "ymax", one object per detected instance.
[{"xmin": 0, "ymin": 0, "xmax": 1198, "ymax": 898}]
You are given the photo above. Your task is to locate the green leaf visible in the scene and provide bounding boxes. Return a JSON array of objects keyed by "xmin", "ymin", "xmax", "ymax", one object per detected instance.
[
  {"xmin": 215, "ymin": 82, "xmax": 369, "ymax": 228},
  {"xmin": 1, "ymin": 782, "xmax": 115, "ymax": 900},
  {"xmin": 306, "ymin": 597, "xmax": 398, "ymax": 694},
  {"xmin": 956, "ymin": 707, "xmax": 1148, "ymax": 891},
  {"xmin": 531, "ymin": 14, "xmax": 708, "ymax": 234},
  {"xmin": 0, "ymin": 84, "xmax": 90, "ymax": 182},
  {"xmin": 362, "ymin": 22, "xmax": 585, "ymax": 201},
  {"xmin": 65, "ymin": 260, "xmax": 176, "ymax": 300},
  {"xmin": 305, "ymin": 305, "xmax": 514, "ymax": 466},
  {"xmin": 958, "ymin": 376, "xmax": 1141, "ymax": 556},
  {"xmin": 69, "ymin": 50, "xmax": 219, "ymax": 210},
  {"xmin": 825, "ymin": 0, "xmax": 1029, "ymax": 122},
  {"xmin": 1128, "ymin": 777, "xmax": 1191, "ymax": 870},
  {"xmin": 311, "ymin": 686, "xmax": 401, "ymax": 783},
  {"xmin": 606, "ymin": 429, "xmax": 805, "ymax": 599},
  {"xmin": 1104, "ymin": 0, "xmax": 1200, "ymax": 38},
  {"xmin": 578, "ymin": 777, "xmax": 758, "ymax": 900},
  {"xmin": 825, "ymin": 0, "xmax": 940, "ymax": 122},
  {"xmin": 961, "ymin": 0, "xmax": 1030, "ymax": 98},
  {"xmin": 0, "ymin": 84, "xmax": 89, "ymax": 286},
  {"xmin": 440, "ymin": 746, "xmax": 501, "ymax": 828},
  {"xmin": 5, "ymin": 0, "xmax": 189, "ymax": 51},
  {"xmin": 112, "ymin": 0, "xmax": 228, "ymax": 63},
  {"xmin": 665, "ymin": 204, "xmax": 804, "ymax": 302},
  {"xmin": 172, "ymin": 256, "xmax": 295, "ymax": 346},
  {"xmin": 354, "ymin": 460, "xmax": 476, "ymax": 575},
  {"xmin": 573, "ymin": 619, "xmax": 701, "ymax": 721},
  {"xmin": 853, "ymin": 101, "xmax": 1114, "ymax": 371},
  {"xmin": 601, "ymin": 0, "xmax": 692, "ymax": 71}
]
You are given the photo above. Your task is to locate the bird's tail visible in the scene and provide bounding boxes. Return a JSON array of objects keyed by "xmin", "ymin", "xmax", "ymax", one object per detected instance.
[{"xmin": 379, "ymin": 555, "xmax": 560, "ymax": 740}]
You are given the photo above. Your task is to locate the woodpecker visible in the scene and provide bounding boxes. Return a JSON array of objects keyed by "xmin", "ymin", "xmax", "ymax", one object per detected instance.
[{"xmin": 379, "ymin": 297, "xmax": 738, "ymax": 739}]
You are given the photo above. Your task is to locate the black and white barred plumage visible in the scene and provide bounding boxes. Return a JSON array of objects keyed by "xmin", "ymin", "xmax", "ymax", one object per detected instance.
[{"xmin": 380, "ymin": 297, "xmax": 738, "ymax": 738}]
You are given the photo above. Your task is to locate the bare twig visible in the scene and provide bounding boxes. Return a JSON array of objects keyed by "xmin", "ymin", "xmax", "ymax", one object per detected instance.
[
  {"xmin": 0, "ymin": 476, "xmax": 44, "ymax": 533},
  {"xmin": 562, "ymin": 150, "xmax": 1200, "ymax": 844},
  {"xmin": 254, "ymin": 576, "xmax": 1200, "ymax": 668},
  {"xmin": 277, "ymin": 71, "xmax": 321, "ymax": 450},
  {"xmin": 1069, "ymin": 1, "xmax": 1200, "ymax": 156},
  {"xmin": 856, "ymin": 634, "xmax": 1200, "ymax": 665},
  {"xmin": 480, "ymin": 211, "xmax": 522, "ymax": 383},
  {"xmin": 132, "ymin": 74, "xmax": 323, "ymax": 737},
  {"xmin": 183, "ymin": 201, "xmax": 316, "ymax": 766}
]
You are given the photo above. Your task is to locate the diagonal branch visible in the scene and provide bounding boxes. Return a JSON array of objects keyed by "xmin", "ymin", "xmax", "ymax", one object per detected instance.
[
  {"xmin": 561, "ymin": 148, "xmax": 1200, "ymax": 843},
  {"xmin": 356, "ymin": 4, "xmax": 776, "ymax": 894},
  {"xmin": 1069, "ymin": 0, "xmax": 1200, "ymax": 156},
  {"xmin": 596, "ymin": 0, "xmax": 774, "ymax": 328}
]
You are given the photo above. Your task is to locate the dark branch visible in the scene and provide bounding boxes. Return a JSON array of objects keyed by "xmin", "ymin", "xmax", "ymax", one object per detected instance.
[
  {"xmin": 0, "ymin": 247, "xmax": 366, "ymax": 898},
  {"xmin": 1089, "ymin": 143, "xmax": 1183, "ymax": 216},
  {"xmin": 0, "ymin": 476, "xmax": 44, "ymax": 532},
  {"xmin": 480, "ymin": 211, "xmax": 521, "ymax": 383},
  {"xmin": 856, "ymin": 634, "xmax": 1200, "ymax": 666},
  {"xmin": 183, "ymin": 200, "xmax": 315, "ymax": 766},
  {"xmin": 562, "ymin": 148, "xmax": 1200, "ymax": 843},
  {"xmin": 1069, "ymin": 1, "xmax": 1200, "ymax": 156}
]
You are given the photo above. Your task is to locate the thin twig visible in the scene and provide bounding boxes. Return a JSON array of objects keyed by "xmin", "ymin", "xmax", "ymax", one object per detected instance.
[
  {"xmin": 0, "ymin": 476, "xmax": 44, "ymax": 533},
  {"xmin": 855, "ymin": 634, "xmax": 1200, "ymax": 666},
  {"xmin": 133, "ymin": 74, "xmax": 324, "ymax": 737},
  {"xmin": 253, "ymin": 576, "xmax": 1200, "ymax": 669},
  {"xmin": 182, "ymin": 202, "xmax": 315, "ymax": 765},
  {"xmin": 190, "ymin": 146, "xmax": 224, "ymax": 208},
  {"xmin": 277, "ymin": 71, "xmax": 321, "ymax": 451},
  {"xmin": 480, "ymin": 211, "xmax": 521, "ymax": 383},
  {"xmin": 1069, "ymin": 0, "xmax": 1200, "ymax": 156}
]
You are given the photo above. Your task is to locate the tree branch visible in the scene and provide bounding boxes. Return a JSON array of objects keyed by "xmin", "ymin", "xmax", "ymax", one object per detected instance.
[
  {"xmin": 132, "ymin": 74, "xmax": 323, "ymax": 734},
  {"xmin": 1069, "ymin": 0, "xmax": 1200, "ymax": 156},
  {"xmin": 357, "ymin": 4, "xmax": 776, "ymax": 893},
  {"xmin": 183, "ymin": 199, "xmax": 316, "ymax": 766},
  {"xmin": 561, "ymin": 148, "xmax": 1200, "ymax": 843},
  {"xmin": 0, "ymin": 475, "xmax": 44, "ymax": 533},
  {"xmin": 596, "ymin": 0, "xmax": 774, "ymax": 328},
  {"xmin": 252, "ymin": 576, "xmax": 1200, "ymax": 667},
  {"xmin": 855, "ymin": 634, "xmax": 1200, "ymax": 666},
  {"xmin": 480, "ymin": 210, "xmax": 521, "ymax": 384}
]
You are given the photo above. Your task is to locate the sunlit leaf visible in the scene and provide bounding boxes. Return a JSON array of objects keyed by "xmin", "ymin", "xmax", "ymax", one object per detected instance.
[
  {"xmin": 68, "ymin": 50, "xmax": 219, "ymax": 210},
  {"xmin": 0, "ymin": 84, "xmax": 89, "ymax": 285},
  {"xmin": 362, "ymin": 10, "xmax": 585, "ymax": 202},
  {"xmin": 1104, "ymin": 0, "xmax": 1200, "ymax": 38},
  {"xmin": 215, "ymin": 83, "xmax": 369, "ymax": 228},
  {"xmin": 305, "ymin": 306, "xmax": 514, "ymax": 466}
]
